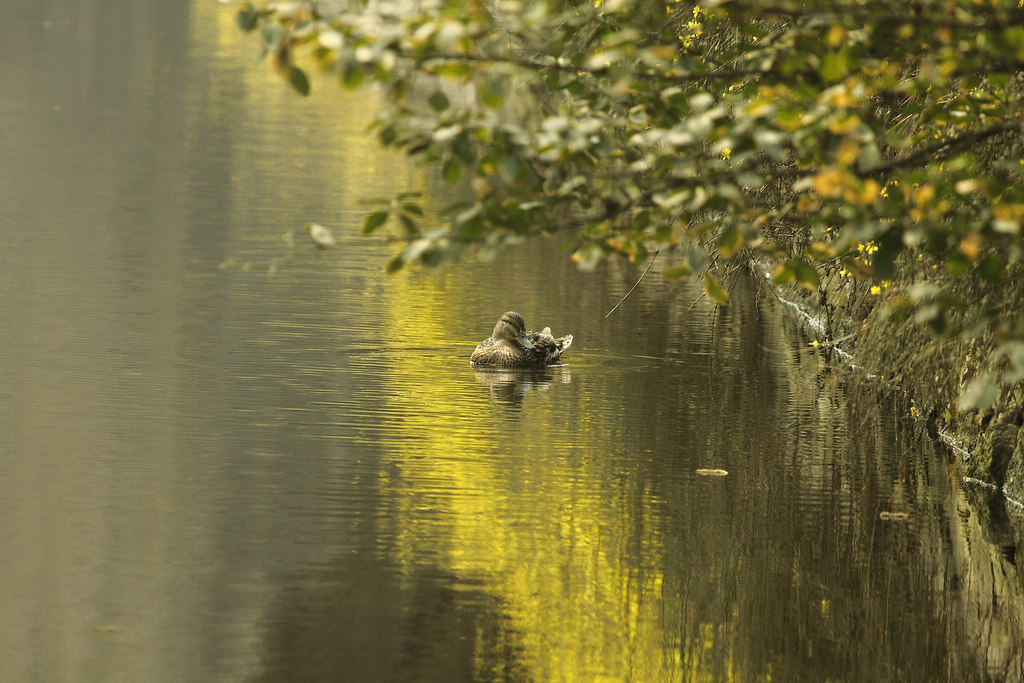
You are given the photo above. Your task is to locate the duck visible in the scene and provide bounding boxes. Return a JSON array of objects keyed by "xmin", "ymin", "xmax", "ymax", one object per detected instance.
[{"xmin": 470, "ymin": 311, "xmax": 573, "ymax": 368}]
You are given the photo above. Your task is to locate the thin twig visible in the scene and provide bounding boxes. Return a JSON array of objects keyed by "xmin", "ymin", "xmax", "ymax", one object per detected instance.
[
  {"xmin": 819, "ymin": 331, "xmax": 858, "ymax": 349},
  {"xmin": 605, "ymin": 247, "xmax": 660, "ymax": 318}
]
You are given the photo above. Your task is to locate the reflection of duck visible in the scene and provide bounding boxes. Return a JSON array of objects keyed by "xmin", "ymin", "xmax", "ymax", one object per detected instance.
[
  {"xmin": 470, "ymin": 311, "xmax": 573, "ymax": 368},
  {"xmin": 474, "ymin": 366, "xmax": 572, "ymax": 408}
]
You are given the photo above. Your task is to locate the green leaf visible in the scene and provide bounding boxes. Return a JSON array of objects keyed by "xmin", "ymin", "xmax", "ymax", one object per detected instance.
[
  {"xmin": 663, "ymin": 265, "xmax": 691, "ymax": 280},
  {"xmin": 687, "ymin": 246, "xmax": 708, "ymax": 273},
  {"xmin": 261, "ymin": 24, "xmax": 282, "ymax": 49},
  {"xmin": 452, "ymin": 133, "xmax": 475, "ymax": 165},
  {"xmin": 872, "ymin": 241, "xmax": 897, "ymax": 280},
  {"xmin": 457, "ymin": 213, "xmax": 485, "ymax": 239},
  {"xmin": 389, "ymin": 78, "xmax": 409, "ymax": 101},
  {"xmin": 857, "ymin": 142, "xmax": 881, "ymax": 171},
  {"xmin": 716, "ymin": 226, "xmax": 744, "ymax": 258},
  {"xmin": 703, "ymin": 272, "xmax": 729, "ymax": 305},
  {"xmin": 287, "ymin": 66, "xmax": 310, "ymax": 96},
  {"xmin": 499, "ymin": 156, "xmax": 523, "ymax": 181},
  {"xmin": 420, "ymin": 247, "xmax": 442, "ymax": 267},
  {"xmin": 430, "ymin": 62, "xmax": 473, "ymax": 79},
  {"xmin": 820, "ymin": 51, "xmax": 849, "ymax": 82},
  {"xmin": 988, "ymin": 73, "xmax": 1010, "ymax": 91},
  {"xmin": 398, "ymin": 214, "xmax": 419, "ymax": 237},
  {"xmin": 386, "ymin": 255, "xmax": 405, "ymax": 274},
  {"xmin": 1005, "ymin": 341, "xmax": 1024, "ymax": 383},
  {"xmin": 374, "ymin": 123, "xmax": 395, "ymax": 146},
  {"xmin": 342, "ymin": 57, "xmax": 364, "ymax": 88},
  {"xmin": 479, "ymin": 78, "xmax": 506, "ymax": 109},
  {"xmin": 978, "ymin": 254, "xmax": 1004, "ymax": 283},
  {"xmin": 944, "ymin": 252, "xmax": 972, "ymax": 276},
  {"xmin": 958, "ymin": 374, "xmax": 999, "ymax": 412},
  {"xmin": 374, "ymin": 60, "xmax": 394, "ymax": 83},
  {"xmin": 633, "ymin": 211, "xmax": 652, "ymax": 231},
  {"xmin": 687, "ymin": 221, "xmax": 717, "ymax": 239},
  {"xmin": 442, "ymin": 158, "xmax": 463, "ymax": 183},
  {"xmin": 362, "ymin": 211, "xmax": 389, "ymax": 235},
  {"xmin": 772, "ymin": 261, "xmax": 795, "ymax": 285},
  {"xmin": 237, "ymin": 6, "xmax": 260, "ymax": 32},
  {"xmin": 428, "ymin": 91, "xmax": 450, "ymax": 112},
  {"xmin": 564, "ymin": 79, "xmax": 587, "ymax": 96},
  {"xmin": 792, "ymin": 261, "xmax": 820, "ymax": 291}
]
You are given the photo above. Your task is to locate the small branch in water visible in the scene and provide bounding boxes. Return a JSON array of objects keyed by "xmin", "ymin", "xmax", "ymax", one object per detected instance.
[
  {"xmin": 605, "ymin": 247, "xmax": 660, "ymax": 318},
  {"xmin": 816, "ymin": 331, "xmax": 858, "ymax": 349}
]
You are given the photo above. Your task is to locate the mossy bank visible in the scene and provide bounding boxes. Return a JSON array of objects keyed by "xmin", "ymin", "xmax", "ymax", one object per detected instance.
[{"xmin": 764, "ymin": 256, "xmax": 1024, "ymax": 506}]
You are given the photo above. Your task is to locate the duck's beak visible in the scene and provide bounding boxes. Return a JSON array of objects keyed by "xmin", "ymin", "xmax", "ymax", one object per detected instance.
[{"xmin": 518, "ymin": 333, "xmax": 534, "ymax": 349}]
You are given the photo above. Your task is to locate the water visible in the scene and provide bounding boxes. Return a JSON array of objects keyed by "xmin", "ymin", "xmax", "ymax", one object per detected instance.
[{"xmin": 2, "ymin": 2, "xmax": 1022, "ymax": 681}]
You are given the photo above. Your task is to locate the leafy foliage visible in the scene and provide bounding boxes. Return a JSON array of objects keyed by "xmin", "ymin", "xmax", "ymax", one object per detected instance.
[{"xmin": 236, "ymin": 0, "xmax": 1024, "ymax": 408}]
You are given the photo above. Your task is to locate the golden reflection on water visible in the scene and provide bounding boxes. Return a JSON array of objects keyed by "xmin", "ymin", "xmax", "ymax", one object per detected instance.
[
  {"xmin": 172, "ymin": 10, "xmax": 701, "ymax": 661},
  {"xmin": 5, "ymin": 2, "xmax": 1015, "ymax": 681},
  {"xmin": 373, "ymin": 278, "xmax": 691, "ymax": 681}
]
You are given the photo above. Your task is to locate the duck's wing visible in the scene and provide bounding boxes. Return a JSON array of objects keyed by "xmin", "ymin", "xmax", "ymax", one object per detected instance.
[
  {"xmin": 532, "ymin": 332, "xmax": 572, "ymax": 364},
  {"xmin": 528, "ymin": 328, "xmax": 554, "ymax": 344},
  {"xmin": 470, "ymin": 337, "xmax": 496, "ymax": 363}
]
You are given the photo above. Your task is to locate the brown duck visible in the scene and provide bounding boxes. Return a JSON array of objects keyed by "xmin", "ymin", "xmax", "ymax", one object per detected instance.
[{"xmin": 470, "ymin": 311, "xmax": 573, "ymax": 368}]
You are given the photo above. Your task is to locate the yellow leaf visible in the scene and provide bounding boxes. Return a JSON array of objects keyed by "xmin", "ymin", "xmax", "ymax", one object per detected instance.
[
  {"xmin": 797, "ymin": 195, "xmax": 821, "ymax": 213},
  {"xmin": 959, "ymin": 233, "xmax": 982, "ymax": 259},
  {"xmin": 858, "ymin": 179, "xmax": 881, "ymax": 204},
  {"xmin": 914, "ymin": 184, "xmax": 936, "ymax": 208},
  {"xmin": 716, "ymin": 226, "xmax": 744, "ymax": 258},
  {"xmin": 703, "ymin": 272, "xmax": 729, "ymax": 304},
  {"xmin": 663, "ymin": 265, "xmax": 691, "ymax": 280},
  {"xmin": 813, "ymin": 168, "xmax": 851, "ymax": 198},
  {"xmin": 806, "ymin": 241, "xmax": 834, "ymax": 259},
  {"xmin": 837, "ymin": 137, "xmax": 860, "ymax": 166},
  {"xmin": 826, "ymin": 25, "xmax": 847, "ymax": 47},
  {"xmin": 827, "ymin": 113, "xmax": 860, "ymax": 135},
  {"xmin": 696, "ymin": 468, "xmax": 729, "ymax": 476},
  {"xmin": 772, "ymin": 261, "xmax": 795, "ymax": 285}
]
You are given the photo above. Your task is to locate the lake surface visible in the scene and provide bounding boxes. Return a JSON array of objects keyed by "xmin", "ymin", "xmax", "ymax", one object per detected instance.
[{"xmin": 2, "ymin": 2, "xmax": 1023, "ymax": 681}]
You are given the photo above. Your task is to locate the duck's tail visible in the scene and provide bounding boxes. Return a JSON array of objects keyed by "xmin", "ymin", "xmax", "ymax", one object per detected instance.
[{"xmin": 547, "ymin": 334, "xmax": 573, "ymax": 363}]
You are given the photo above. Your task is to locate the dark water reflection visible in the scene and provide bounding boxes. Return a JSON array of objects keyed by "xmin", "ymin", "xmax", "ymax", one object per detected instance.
[{"xmin": 2, "ymin": 1, "xmax": 1023, "ymax": 681}]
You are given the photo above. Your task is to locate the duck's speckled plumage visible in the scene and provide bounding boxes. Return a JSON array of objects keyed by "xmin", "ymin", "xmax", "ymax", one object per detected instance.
[{"xmin": 470, "ymin": 311, "xmax": 573, "ymax": 368}]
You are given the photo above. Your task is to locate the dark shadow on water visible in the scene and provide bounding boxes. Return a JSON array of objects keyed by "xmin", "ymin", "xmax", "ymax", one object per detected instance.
[{"xmin": 253, "ymin": 552, "xmax": 529, "ymax": 683}]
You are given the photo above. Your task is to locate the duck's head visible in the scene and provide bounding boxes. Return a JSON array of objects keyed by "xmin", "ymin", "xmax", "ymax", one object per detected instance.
[{"xmin": 492, "ymin": 311, "xmax": 534, "ymax": 349}]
